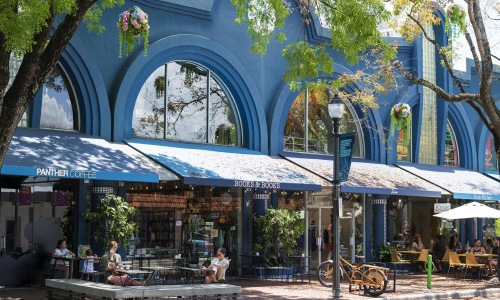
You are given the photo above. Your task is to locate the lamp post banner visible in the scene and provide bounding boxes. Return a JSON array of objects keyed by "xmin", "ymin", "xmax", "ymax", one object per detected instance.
[{"xmin": 338, "ymin": 132, "xmax": 356, "ymax": 182}]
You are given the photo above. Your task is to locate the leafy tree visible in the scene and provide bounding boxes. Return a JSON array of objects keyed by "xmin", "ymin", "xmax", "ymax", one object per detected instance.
[
  {"xmin": 254, "ymin": 208, "xmax": 305, "ymax": 266},
  {"xmin": 0, "ymin": 0, "xmax": 124, "ymax": 168},
  {"xmin": 231, "ymin": 0, "xmax": 500, "ymax": 170},
  {"xmin": 83, "ymin": 194, "xmax": 139, "ymax": 249}
]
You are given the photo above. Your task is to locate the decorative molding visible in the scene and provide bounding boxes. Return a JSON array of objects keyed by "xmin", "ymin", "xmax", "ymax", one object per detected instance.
[
  {"xmin": 373, "ymin": 198, "xmax": 387, "ymax": 205},
  {"xmin": 92, "ymin": 187, "xmax": 114, "ymax": 194},
  {"xmin": 137, "ymin": 0, "xmax": 217, "ymax": 20}
]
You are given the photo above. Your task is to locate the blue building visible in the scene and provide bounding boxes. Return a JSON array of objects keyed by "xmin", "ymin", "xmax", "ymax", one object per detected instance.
[{"xmin": 0, "ymin": 0, "xmax": 498, "ymax": 286}]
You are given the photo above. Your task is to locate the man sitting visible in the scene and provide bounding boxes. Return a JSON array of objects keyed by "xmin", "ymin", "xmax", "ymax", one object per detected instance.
[
  {"xmin": 486, "ymin": 236, "xmax": 500, "ymax": 278},
  {"xmin": 432, "ymin": 235, "xmax": 447, "ymax": 272}
]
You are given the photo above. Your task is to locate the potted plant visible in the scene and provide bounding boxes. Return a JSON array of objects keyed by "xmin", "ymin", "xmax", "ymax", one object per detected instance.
[
  {"xmin": 118, "ymin": 6, "xmax": 150, "ymax": 58},
  {"xmin": 254, "ymin": 208, "xmax": 305, "ymax": 278},
  {"xmin": 83, "ymin": 194, "xmax": 139, "ymax": 252}
]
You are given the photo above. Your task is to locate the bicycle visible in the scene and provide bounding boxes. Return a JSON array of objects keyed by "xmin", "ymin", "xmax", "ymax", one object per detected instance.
[{"xmin": 317, "ymin": 256, "xmax": 389, "ymax": 296}]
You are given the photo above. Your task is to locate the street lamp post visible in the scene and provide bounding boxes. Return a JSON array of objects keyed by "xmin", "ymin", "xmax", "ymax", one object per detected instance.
[{"xmin": 328, "ymin": 95, "xmax": 345, "ymax": 298}]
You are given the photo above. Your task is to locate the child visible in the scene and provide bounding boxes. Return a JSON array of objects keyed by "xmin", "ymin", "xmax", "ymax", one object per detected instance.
[{"xmin": 80, "ymin": 248, "xmax": 97, "ymax": 280}]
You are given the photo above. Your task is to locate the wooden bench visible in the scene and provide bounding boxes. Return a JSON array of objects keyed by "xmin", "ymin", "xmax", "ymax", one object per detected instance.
[{"xmin": 45, "ymin": 278, "xmax": 241, "ymax": 299}]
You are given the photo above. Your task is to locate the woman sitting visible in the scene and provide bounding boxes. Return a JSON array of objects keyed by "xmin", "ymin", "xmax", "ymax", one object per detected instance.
[
  {"xmin": 101, "ymin": 241, "xmax": 148, "ymax": 286},
  {"xmin": 203, "ymin": 247, "xmax": 229, "ymax": 284}
]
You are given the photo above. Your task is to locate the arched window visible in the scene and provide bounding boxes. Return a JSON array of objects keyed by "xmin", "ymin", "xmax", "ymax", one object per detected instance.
[
  {"xmin": 18, "ymin": 64, "xmax": 78, "ymax": 130},
  {"xmin": 396, "ymin": 113, "xmax": 412, "ymax": 162},
  {"xmin": 132, "ymin": 61, "xmax": 241, "ymax": 146},
  {"xmin": 444, "ymin": 121, "xmax": 459, "ymax": 166},
  {"xmin": 40, "ymin": 66, "xmax": 78, "ymax": 130},
  {"xmin": 485, "ymin": 133, "xmax": 498, "ymax": 171},
  {"xmin": 283, "ymin": 88, "xmax": 363, "ymax": 157}
]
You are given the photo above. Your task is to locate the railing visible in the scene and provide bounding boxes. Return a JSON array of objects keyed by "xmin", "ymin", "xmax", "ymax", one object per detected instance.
[{"xmin": 283, "ymin": 136, "xmax": 330, "ymax": 154}]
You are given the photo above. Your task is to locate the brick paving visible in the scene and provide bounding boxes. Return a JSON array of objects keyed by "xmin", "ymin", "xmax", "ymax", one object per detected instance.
[{"xmin": 1, "ymin": 273, "xmax": 500, "ymax": 299}]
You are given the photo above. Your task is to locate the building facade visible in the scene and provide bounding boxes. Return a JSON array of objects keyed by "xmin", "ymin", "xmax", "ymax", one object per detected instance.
[{"xmin": 0, "ymin": 0, "xmax": 498, "ymax": 286}]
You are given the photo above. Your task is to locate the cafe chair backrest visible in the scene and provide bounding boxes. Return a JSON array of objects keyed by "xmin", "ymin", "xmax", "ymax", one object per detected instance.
[
  {"xmin": 441, "ymin": 249, "xmax": 450, "ymax": 262},
  {"xmin": 465, "ymin": 253, "xmax": 479, "ymax": 265},
  {"xmin": 390, "ymin": 249, "xmax": 401, "ymax": 262},
  {"xmin": 448, "ymin": 251, "xmax": 462, "ymax": 264},
  {"xmin": 417, "ymin": 249, "xmax": 429, "ymax": 262}
]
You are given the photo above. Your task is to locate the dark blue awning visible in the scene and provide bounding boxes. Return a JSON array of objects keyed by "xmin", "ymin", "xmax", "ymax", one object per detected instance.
[
  {"xmin": 485, "ymin": 172, "xmax": 499, "ymax": 183},
  {"xmin": 396, "ymin": 163, "xmax": 500, "ymax": 201},
  {"xmin": 283, "ymin": 153, "xmax": 446, "ymax": 197},
  {"xmin": 125, "ymin": 139, "xmax": 323, "ymax": 191},
  {"xmin": 1, "ymin": 128, "xmax": 179, "ymax": 183}
]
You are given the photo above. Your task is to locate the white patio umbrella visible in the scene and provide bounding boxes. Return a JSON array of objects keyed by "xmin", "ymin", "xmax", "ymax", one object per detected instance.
[
  {"xmin": 433, "ymin": 201, "xmax": 500, "ymax": 239},
  {"xmin": 433, "ymin": 201, "xmax": 500, "ymax": 219}
]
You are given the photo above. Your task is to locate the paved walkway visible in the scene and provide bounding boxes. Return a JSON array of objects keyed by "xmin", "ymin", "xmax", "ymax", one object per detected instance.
[{"xmin": 1, "ymin": 274, "xmax": 500, "ymax": 299}]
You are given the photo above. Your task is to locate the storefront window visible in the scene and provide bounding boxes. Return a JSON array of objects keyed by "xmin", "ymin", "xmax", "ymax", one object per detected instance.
[
  {"xmin": 132, "ymin": 61, "xmax": 241, "ymax": 146},
  {"xmin": 396, "ymin": 125, "xmax": 412, "ymax": 162},
  {"xmin": 444, "ymin": 122, "xmax": 459, "ymax": 166},
  {"xmin": 485, "ymin": 133, "xmax": 498, "ymax": 170},
  {"xmin": 127, "ymin": 182, "xmax": 241, "ymax": 264},
  {"xmin": 283, "ymin": 88, "xmax": 363, "ymax": 157}
]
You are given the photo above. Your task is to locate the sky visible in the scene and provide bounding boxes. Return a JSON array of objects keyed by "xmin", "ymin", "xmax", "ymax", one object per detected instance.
[{"xmin": 454, "ymin": 0, "xmax": 500, "ymax": 71}]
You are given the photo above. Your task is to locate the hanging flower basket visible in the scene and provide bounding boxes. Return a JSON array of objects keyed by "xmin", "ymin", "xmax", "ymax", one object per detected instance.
[
  {"xmin": 390, "ymin": 102, "xmax": 411, "ymax": 143},
  {"xmin": 445, "ymin": 4, "xmax": 466, "ymax": 38},
  {"xmin": 118, "ymin": 6, "xmax": 150, "ymax": 58}
]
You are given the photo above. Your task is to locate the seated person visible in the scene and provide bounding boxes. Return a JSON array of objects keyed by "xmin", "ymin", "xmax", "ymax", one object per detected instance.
[
  {"xmin": 469, "ymin": 239, "xmax": 486, "ymax": 254},
  {"xmin": 102, "ymin": 241, "xmax": 148, "ymax": 286},
  {"xmin": 80, "ymin": 248, "xmax": 97, "ymax": 280},
  {"xmin": 449, "ymin": 234, "xmax": 464, "ymax": 253},
  {"xmin": 203, "ymin": 247, "xmax": 229, "ymax": 284},
  {"xmin": 486, "ymin": 237, "xmax": 500, "ymax": 276},
  {"xmin": 411, "ymin": 234, "xmax": 424, "ymax": 252},
  {"xmin": 432, "ymin": 235, "xmax": 447, "ymax": 272},
  {"xmin": 51, "ymin": 239, "xmax": 74, "ymax": 278}
]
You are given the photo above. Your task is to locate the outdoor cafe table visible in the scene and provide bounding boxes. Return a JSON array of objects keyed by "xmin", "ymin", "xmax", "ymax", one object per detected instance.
[
  {"xmin": 140, "ymin": 266, "xmax": 175, "ymax": 284},
  {"xmin": 398, "ymin": 250, "xmax": 421, "ymax": 261},
  {"xmin": 458, "ymin": 253, "xmax": 497, "ymax": 264},
  {"xmin": 51, "ymin": 256, "xmax": 81, "ymax": 279},
  {"xmin": 177, "ymin": 267, "xmax": 212, "ymax": 284}
]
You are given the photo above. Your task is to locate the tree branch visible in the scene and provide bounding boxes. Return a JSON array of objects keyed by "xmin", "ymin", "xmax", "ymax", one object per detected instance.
[
  {"xmin": 392, "ymin": 60, "xmax": 479, "ymax": 102},
  {"xmin": 406, "ymin": 14, "xmax": 466, "ymax": 94}
]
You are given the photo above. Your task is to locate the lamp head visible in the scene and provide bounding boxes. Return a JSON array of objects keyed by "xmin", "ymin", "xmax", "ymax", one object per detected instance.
[{"xmin": 328, "ymin": 95, "xmax": 345, "ymax": 120}]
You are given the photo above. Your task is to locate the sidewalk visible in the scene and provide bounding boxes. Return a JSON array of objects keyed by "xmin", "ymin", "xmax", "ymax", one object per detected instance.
[{"xmin": 1, "ymin": 274, "xmax": 500, "ymax": 299}]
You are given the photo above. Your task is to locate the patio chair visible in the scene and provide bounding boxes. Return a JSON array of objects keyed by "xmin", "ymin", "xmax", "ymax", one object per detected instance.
[
  {"xmin": 464, "ymin": 253, "xmax": 485, "ymax": 279},
  {"xmin": 80, "ymin": 256, "xmax": 99, "ymax": 281},
  {"xmin": 447, "ymin": 251, "xmax": 466, "ymax": 278},
  {"xmin": 433, "ymin": 249, "xmax": 450, "ymax": 272},
  {"xmin": 389, "ymin": 249, "xmax": 411, "ymax": 274},
  {"xmin": 414, "ymin": 249, "xmax": 429, "ymax": 273}
]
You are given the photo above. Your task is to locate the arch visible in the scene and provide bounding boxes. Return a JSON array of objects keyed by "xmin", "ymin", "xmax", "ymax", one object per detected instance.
[
  {"xmin": 477, "ymin": 126, "xmax": 493, "ymax": 173},
  {"xmin": 113, "ymin": 34, "xmax": 267, "ymax": 152},
  {"xmin": 268, "ymin": 63, "xmax": 385, "ymax": 160},
  {"xmin": 59, "ymin": 37, "xmax": 112, "ymax": 139},
  {"xmin": 447, "ymin": 102, "xmax": 477, "ymax": 169},
  {"xmin": 387, "ymin": 85, "xmax": 421, "ymax": 164}
]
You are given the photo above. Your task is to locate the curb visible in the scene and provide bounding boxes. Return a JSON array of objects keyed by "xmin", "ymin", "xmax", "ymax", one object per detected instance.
[{"xmin": 380, "ymin": 288, "xmax": 500, "ymax": 300}]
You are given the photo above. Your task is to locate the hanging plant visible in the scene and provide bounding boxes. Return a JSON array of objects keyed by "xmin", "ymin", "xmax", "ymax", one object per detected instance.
[
  {"xmin": 390, "ymin": 102, "xmax": 411, "ymax": 144},
  {"xmin": 445, "ymin": 4, "xmax": 466, "ymax": 38},
  {"xmin": 118, "ymin": 6, "xmax": 150, "ymax": 58},
  {"xmin": 154, "ymin": 76, "xmax": 165, "ymax": 98}
]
